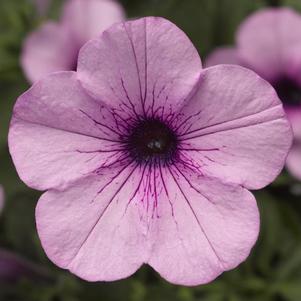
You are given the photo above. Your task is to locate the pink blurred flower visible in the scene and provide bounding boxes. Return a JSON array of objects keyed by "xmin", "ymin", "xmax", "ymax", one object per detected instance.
[
  {"xmin": 33, "ymin": 0, "xmax": 51, "ymax": 15},
  {"xmin": 22, "ymin": 0, "xmax": 125, "ymax": 83},
  {"xmin": 206, "ymin": 8, "xmax": 301, "ymax": 180},
  {"xmin": 0, "ymin": 249, "xmax": 49, "ymax": 283},
  {"xmin": 9, "ymin": 17, "xmax": 292, "ymax": 285}
]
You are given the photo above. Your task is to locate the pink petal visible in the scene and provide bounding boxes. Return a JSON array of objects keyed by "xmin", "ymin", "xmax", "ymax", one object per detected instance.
[
  {"xmin": 77, "ymin": 17, "xmax": 202, "ymax": 117},
  {"xmin": 148, "ymin": 166, "xmax": 259, "ymax": 286},
  {"xmin": 237, "ymin": 8, "xmax": 301, "ymax": 82},
  {"xmin": 285, "ymin": 107, "xmax": 301, "ymax": 180},
  {"xmin": 286, "ymin": 144, "xmax": 301, "ymax": 180},
  {"xmin": 36, "ymin": 164, "xmax": 151, "ymax": 281},
  {"xmin": 285, "ymin": 106, "xmax": 301, "ymax": 141},
  {"xmin": 21, "ymin": 22, "xmax": 78, "ymax": 83},
  {"xmin": 173, "ymin": 65, "xmax": 292, "ymax": 189},
  {"xmin": 9, "ymin": 72, "xmax": 128, "ymax": 191},
  {"xmin": 62, "ymin": 0, "xmax": 125, "ymax": 45},
  {"xmin": 205, "ymin": 47, "xmax": 241, "ymax": 67}
]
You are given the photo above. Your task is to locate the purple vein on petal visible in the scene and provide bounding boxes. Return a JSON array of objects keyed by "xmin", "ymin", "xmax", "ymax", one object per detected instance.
[
  {"xmin": 173, "ymin": 164, "xmax": 217, "ymax": 206},
  {"xmin": 157, "ymin": 162, "xmax": 192, "ymax": 262},
  {"xmin": 173, "ymin": 109, "xmax": 203, "ymax": 133},
  {"xmin": 158, "ymin": 160, "xmax": 169, "ymax": 198},
  {"xmin": 157, "ymin": 159, "xmax": 181, "ymax": 229},
  {"xmin": 152, "ymin": 164, "xmax": 158, "ymax": 218},
  {"xmin": 95, "ymin": 160, "xmax": 136, "ymax": 196},
  {"xmin": 167, "ymin": 165, "xmax": 225, "ymax": 268},
  {"xmin": 79, "ymin": 109, "xmax": 123, "ymax": 137},
  {"xmin": 143, "ymin": 163, "xmax": 151, "ymax": 214},
  {"xmin": 101, "ymin": 29, "xmax": 141, "ymax": 121},
  {"xmin": 181, "ymin": 117, "xmax": 284, "ymax": 142},
  {"xmin": 111, "ymin": 109, "xmax": 132, "ymax": 133},
  {"xmin": 108, "ymin": 82, "xmax": 137, "ymax": 119},
  {"xmin": 159, "ymin": 171, "xmax": 173, "ymax": 225},
  {"xmin": 93, "ymin": 152, "xmax": 133, "ymax": 174},
  {"xmin": 123, "ymin": 22, "xmax": 146, "ymax": 118},
  {"xmin": 123, "ymin": 162, "xmax": 149, "ymax": 216},
  {"xmin": 111, "ymin": 108, "xmax": 133, "ymax": 126},
  {"xmin": 68, "ymin": 162, "xmax": 140, "ymax": 267},
  {"xmin": 13, "ymin": 117, "xmax": 121, "ymax": 143},
  {"xmin": 177, "ymin": 152, "xmax": 204, "ymax": 175},
  {"xmin": 76, "ymin": 148, "xmax": 126, "ymax": 154},
  {"xmin": 120, "ymin": 77, "xmax": 142, "ymax": 120},
  {"xmin": 178, "ymin": 104, "xmax": 283, "ymax": 140},
  {"xmin": 148, "ymin": 77, "xmax": 158, "ymax": 117},
  {"xmin": 148, "ymin": 163, "xmax": 156, "ymax": 217},
  {"xmin": 178, "ymin": 147, "xmax": 220, "ymax": 152},
  {"xmin": 143, "ymin": 18, "xmax": 148, "ymax": 110}
]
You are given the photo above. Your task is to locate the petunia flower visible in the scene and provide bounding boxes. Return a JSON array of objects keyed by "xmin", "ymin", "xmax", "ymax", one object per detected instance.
[
  {"xmin": 9, "ymin": 17, "xmax": 292, "ymax": 286},
  {"xmin": 206, "ymin": 8, "xmax": 301, "ymax": 180},
  {"xmin": 22, "ymin": 0, "xmax": 125, "ymax": 83}
]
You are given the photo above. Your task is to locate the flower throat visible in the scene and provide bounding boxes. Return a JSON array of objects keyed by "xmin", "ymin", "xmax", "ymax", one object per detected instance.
[{"xmin": 125, "ymin": 118, "xmax": 178, "ymax": 165}]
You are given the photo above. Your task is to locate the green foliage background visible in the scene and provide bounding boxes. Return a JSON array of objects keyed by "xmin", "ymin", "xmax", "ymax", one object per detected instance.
[{"xmin": 0, "ymin": 0, "xmax": 301, "ymax": 300}]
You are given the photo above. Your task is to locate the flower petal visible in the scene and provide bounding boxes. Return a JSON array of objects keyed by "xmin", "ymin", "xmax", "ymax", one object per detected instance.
[
  {"xmin": 205, "ymin": 47, "xmax": 241, "ymax": 67},
  {"xmin": 9, "ymin": 72, "xmax": 128, "ymax": 191},
  {"xmin": 62, "ymin": 0, "xmax": 125, "ymax": 45},
  {"xmin": 36, "ymin": 163, "xmax": 151, "ymax": 281},
  {"xmin": 236, "ymin": 8, "xmax": 301, "ymax": 81},
  {"xmin": 285, "ymin": 106, "xmax": 301, "ymax": 141},
  {"xmin": 174, "ymin": 65, "xmax": 292, "ymax": 189},
  {"xmin": 286, "ymin": 144, "xmax": 301, "ymax": 180},
  {"xmin": 148, "ymin": 166, "xmax": 259, "ymax": 286},
  {"xmin": 286, "ymin": 107, "xmax": 301, "ymax": 180},
  {"xmin": 78, "ymin": 17, "xmax": 202, "ymax": 117},
  {"xmin": 21, "ymin": 22, "xmax": 78, "ymax": 83}
]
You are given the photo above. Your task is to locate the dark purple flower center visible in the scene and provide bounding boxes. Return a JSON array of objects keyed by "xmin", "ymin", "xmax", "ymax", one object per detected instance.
[
  {"xmin": 126, "ymin": 118, "xmax": 178, "ymax": 164},
  {"xmin": 273, "ymin": 76, "xmax": 301, "ymax": 106}
]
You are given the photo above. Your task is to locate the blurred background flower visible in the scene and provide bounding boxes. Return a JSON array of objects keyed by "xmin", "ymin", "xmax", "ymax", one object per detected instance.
[
  {"xmin": 22, "ymin": 0, "xmax": 125, "ymax": 82},
  {"xmin": 0, "ymin": 248, "xmax": 51, "ymax": 283},
  {"xmin": 206, "ymin": 7, "xmax": 301, "ymax": 180},
  {"xmin": 1, "ymin": 0, "xmax": 301, "ymax": 300}
]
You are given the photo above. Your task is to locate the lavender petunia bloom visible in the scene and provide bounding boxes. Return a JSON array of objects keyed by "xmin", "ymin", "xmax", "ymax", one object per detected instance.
[
  {"xmin": 9, "ymin": 17, "xmax": 292, "ymax": 286},
  {"xmin": 22, "ymin": 0, "xmax": 125, "ymax": 83},
  {"xmin": 206, "ymin": 8, "xmax": 301, "ymax": 180}
]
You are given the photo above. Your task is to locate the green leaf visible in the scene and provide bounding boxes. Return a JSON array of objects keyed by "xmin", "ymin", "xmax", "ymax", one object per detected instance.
[
  {"xmin": 277, "ymin": 281, "xmax": 301, "ymax": 301},
  {"xmin": 3, "ymin": 190, "xmax": 41, "ymax": 260}
]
